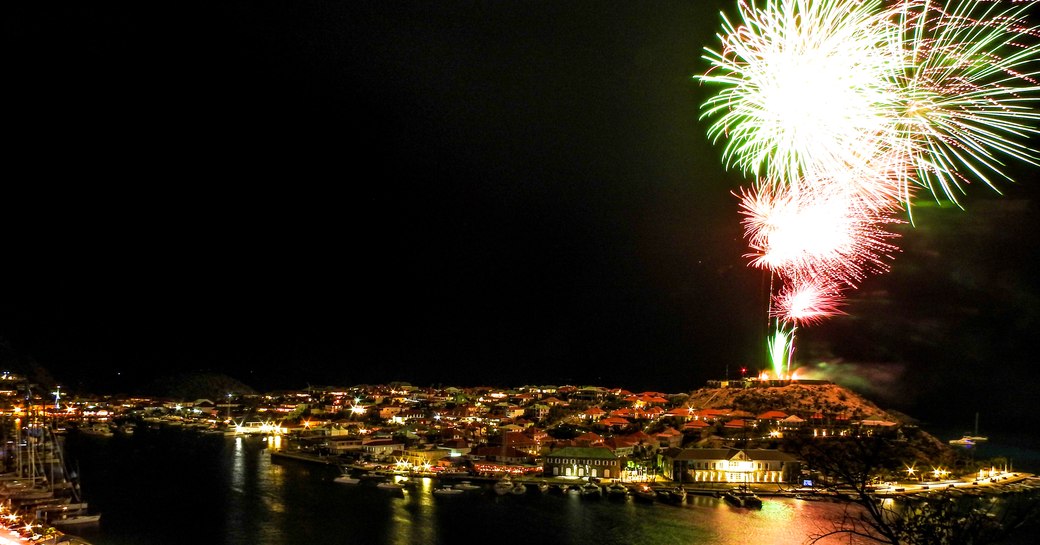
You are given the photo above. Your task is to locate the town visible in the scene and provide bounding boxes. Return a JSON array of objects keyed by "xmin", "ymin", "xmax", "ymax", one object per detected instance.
[{"xmin": 0, "ymin": 369, "xmax": 1034, "ymax": 544}]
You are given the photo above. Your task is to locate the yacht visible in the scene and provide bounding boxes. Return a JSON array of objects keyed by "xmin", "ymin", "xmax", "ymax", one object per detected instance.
[
  {"xmin": 632, "ymin": 484, "xmax": 656, "ymax": 503},
  {"xmin": 452, "ymin": 480, "xmax": 481, "ymax": 491},
  {"xmin": 581, "ymin": 482, "xmax": 603, "ymax": 497},
  {"xmin": 606, "ymin": 482, "xmax": 628, "ymax": 498},
  {"xmin": 493, "ymin": 479, "xmax": 514, "ymax": 495}
]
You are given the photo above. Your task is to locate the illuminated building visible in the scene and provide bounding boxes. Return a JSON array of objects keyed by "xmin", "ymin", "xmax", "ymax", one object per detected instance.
[
  {"xmin": 544, "ymin": 446, "xmax": 620, "ymax": 479},
  {"xmin": 661, "ymin": 448, "xmax": 800, "ymax": 484}
]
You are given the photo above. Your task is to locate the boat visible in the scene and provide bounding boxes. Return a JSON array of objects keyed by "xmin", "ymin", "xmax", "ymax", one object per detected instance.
[
  {"xmin": 565, "ymin": 484, "xmax": 582, "ymax": 495},
  {"xmin": 723, "ymin": 490, "xmax": 762, "ymax": 509},
  {"xmin": 580, "ymin": 482, "xmax": 602, "ymax": 497},
  {"xmin": 78, "ymin": 423, "xmax": 114, "ymax": 438},
  {"xmin": 742, "ymin": 493, "xmax": 763, "ymax": 509},
  {"xmin": 432, "ymin": 486, "xmax": 464, "ymax": 496},
  {"xmin": 333, "ymin": 475, "xmax": 360, "ymax": 484},
  {"xmin": 606, "ymin": 483, "xmax": 628, "ymax": 498},
  {"xmin": 510, "ymin": 483, "xmax": 527, "ymax": 495},
  {"xmin": 951, "ymin": 413, "xmax": 988, "ymax": 445},
  {"xmin": 536, "ymin": 480, "xmax": 550, "ymax": 494},
  {"xmin": 632, "ymin": 484, "xmax": 656, "ymax": 503},
  {"xmin": 657, "ymin": 486, "xmax": 686, "ymax": 504},
  {"xmin": 37, "ymin": 502, "xmax": 89, "ymax": 517},
  {"xmin": 453, "ymin": 481, "xmax": 481, "ymax": 491},
  {"xmin": 376, "ymin": 481, "xmax": 404, "ymax": 490},
  {"xmin": 723, "ymin": 491, "xmax": 744, "ymax": 507},
  {"xmin": 493, "ymin": 479, "xmax": 514, "ymax": 496},
  {"xmin": 50, "ymin": 514, "xmax": 101, "ymax": 526}
]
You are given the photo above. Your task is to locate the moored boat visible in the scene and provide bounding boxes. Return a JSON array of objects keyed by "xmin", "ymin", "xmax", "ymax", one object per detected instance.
[
  {"xmin": 723, "ymin": 490, "xmax": 762, "ymax": 509},
  {"xmin": 453, "ymin": 481, "xmax": 481, "ymax": 491},
  {"xmin": 581, "ymin": 482, "xmax": 602, "ymax": 497},
  {"xmin": 51, "ymin": 514, "xmax": 101, "ymax": 526},
  {"xmin": 333, "ymin": 475, "xmax": 360, "ymax": 484},
  {"xmin": 658, "ymin": 486, "xmax": 686, "ymax": 504},
  {"xmin": 493, "ymin": 479, "xmax": 514, "ymax": 495},
  {"xmin": 433, "ymin": 486, "xmax": 464, "ymax": 496},
  {"xmin": 632, "ymin": 484, "xmax": 656, "ymax": 503}
]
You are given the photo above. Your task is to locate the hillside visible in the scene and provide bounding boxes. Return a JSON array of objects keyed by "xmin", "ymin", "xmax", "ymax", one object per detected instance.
[{"xmin": 686, "ymin": 382, "xmax": 902, "ymax": 422}]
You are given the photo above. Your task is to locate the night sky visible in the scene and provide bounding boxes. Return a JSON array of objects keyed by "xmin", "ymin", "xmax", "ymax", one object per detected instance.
[{"xmin": 5, "ymin": 2, "xmax": 1039, "ymax": 430}]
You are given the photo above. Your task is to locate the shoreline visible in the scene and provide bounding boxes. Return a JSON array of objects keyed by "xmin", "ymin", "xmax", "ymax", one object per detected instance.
[{"xmin": 268, "ymin": 446, "xmax": 1037, "ymax": 501}]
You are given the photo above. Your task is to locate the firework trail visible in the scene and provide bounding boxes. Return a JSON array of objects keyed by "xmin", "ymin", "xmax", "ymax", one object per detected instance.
[{"xmin": 697, "ymin": 0, "xmax": 1040, "ymax": 367}]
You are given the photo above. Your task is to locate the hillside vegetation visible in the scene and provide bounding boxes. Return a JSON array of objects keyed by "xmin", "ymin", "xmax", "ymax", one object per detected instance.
[{"xmin": 687, "ymin": 383, "xmax": 900, "ymax": 422}]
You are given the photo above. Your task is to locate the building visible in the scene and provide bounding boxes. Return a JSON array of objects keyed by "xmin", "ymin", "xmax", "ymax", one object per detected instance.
[
  {"xmin": 361, "ymin": 439, "xmax": 404, "ymax": 460},
  {"xmin": 544, "ymin": 446, "xmax": 620, "ymax": 479},
  {"xmin": 661, "ymin": 448, "xmax": 800, "ymax": 484}
]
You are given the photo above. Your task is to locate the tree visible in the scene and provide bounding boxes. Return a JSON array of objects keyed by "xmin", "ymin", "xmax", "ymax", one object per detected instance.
[{"xmin": 787, "ymin": 427, "xmax": 1040, "ymax": 545}]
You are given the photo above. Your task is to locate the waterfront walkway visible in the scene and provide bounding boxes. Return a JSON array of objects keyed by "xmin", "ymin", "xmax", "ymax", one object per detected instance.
[{"xmin": 268, "ymin": 448, "xmax": 1037, "ymax": 501}]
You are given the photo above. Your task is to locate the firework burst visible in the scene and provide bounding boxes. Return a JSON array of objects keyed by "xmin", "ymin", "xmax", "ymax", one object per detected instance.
[
  {"xmin": 699, "ymin": 0, "xmax": 906, "ymax": 189},
  {"xmin": 697, "ymin": 0, "xmax": 1040, "ymax": 369},
  {"xmin": 891, "ymin": 0, "xmax": 1040, "ymax": 204},
  {"xmin": 739, "ymin": 181, "xmax": 902, "ymax": 288}
]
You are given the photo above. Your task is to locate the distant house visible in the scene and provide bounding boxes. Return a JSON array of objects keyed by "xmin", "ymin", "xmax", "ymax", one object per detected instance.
[
  {"xmin": 469, "ymin": 446, "xmax": 535, "ymax": 465},
  {"xmin": 601, "ymin": 436, "xmax": 636, "ymax": 458},
  {"xmin": 544, "ymin": 446, "xmax": 620, "ymax": 479},
  {"xmin": 574, "ymin": 431, "xmax": 604, "ymax": 447},
  {"xmin": 682, "ymin": 420, "xmax": 710, "ymax": 432},
  {"xmin": 361, "ymin": 439, "xmax": 404, "ymax": 460},
  {"xmin": 581, "ymin": 406, "xmax": 606, "ymax": 422},
  {"xmin": 655, "ymin": 427, "xmax": 683, "ymax": 449},
  {"xmin": 661, "ymin": 448, "xmax": 800, "ymax": 484},
  {"xmin": 328, "ymin": 436, "xmax": 364, "ymax": 453}
]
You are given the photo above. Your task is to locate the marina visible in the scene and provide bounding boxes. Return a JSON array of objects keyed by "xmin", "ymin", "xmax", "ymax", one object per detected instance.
[{"xmin": 52, "ymin": 431, "xmax": 1040, "ymax": 545}]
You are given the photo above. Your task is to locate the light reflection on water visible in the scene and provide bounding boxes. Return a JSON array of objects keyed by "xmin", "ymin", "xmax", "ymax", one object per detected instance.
[{"xmin": 67, "ymin": 434, "xmax": 875, "ymax": 545}]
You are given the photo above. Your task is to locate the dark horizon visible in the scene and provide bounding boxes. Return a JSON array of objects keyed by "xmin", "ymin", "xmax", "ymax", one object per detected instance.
[{"xmin": 6, "ymin": 1, "xmax": 1040, "ymax": 433}]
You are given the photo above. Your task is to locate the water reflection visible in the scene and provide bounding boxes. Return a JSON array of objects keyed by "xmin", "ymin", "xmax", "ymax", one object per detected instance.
[
  {"xmin": 66, "ymin": 433, "xmax": 884, "ymax": 545},
  {"xmin": 387, "ymin": 477, "xmax": 437, "ymax": 545}
]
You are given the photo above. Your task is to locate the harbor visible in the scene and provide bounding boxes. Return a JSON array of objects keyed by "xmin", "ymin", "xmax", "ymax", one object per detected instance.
[
  {"xmin": 0, "ymin": 406, "xmax": 98, "ymax": 545},
  {"xmin": 272, "ymin": 443, "xmax": 1038, "ymax": 505}
]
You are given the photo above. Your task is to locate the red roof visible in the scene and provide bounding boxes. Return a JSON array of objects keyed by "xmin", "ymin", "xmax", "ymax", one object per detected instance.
[
  {"xmin": 620, "ymin": 431, "xmax": 653, "ymax": 444},
  {"xmin": 575, "ymin": 431, "xmax": 603, "ymax": 444},
  {"xmin": 700, "ymin": 408, "xmax": 730, "ymax": 417},
  {"xmin": 724, "ymin": 419, "xmax": 748, "ymax": 428},
  {"xmin": 683, "ymin": 420, "xmax": 709, "ymax": 429},
  {"xmin": 757, "ymin": 410, "xmax": 789, "ymax": 420},
  {"xmin": 664, "ymin": 407, "xmax": 698, "ymax": 417},
  {"xmin": 656, "ymin": 427, "xmax": 682, "ymax": 437}
]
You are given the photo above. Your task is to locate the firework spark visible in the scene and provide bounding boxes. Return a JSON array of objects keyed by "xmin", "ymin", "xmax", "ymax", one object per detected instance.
[
  {"xmin": 699, "ymin": 0, "xmax": 1040, "ymax": 207},
  {"xmin": 771, "ymin": 276, "xmax": 847, "ymax": 325},
  {"xmin": 739, "ymin": 182, "xmax": 902, "ymax": 287},
  {"xmin": 767, "ymin": 324, "xmax": 795, "ymax": 379},
  {"xmin": 699, "ymin": 0, "xmax": 906, "ymax": 189},
  {"xmin": 699, "ymin": 0, "xmax": 1039, "ymax": 333},
  {"xmin": 891, "ymin": 0, "xmax": 1040, "ymax": 204}
]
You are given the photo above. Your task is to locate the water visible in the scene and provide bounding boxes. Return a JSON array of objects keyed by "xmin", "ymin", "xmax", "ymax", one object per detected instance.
[
  {"xmin": 57, "ymin": 429, "xmax": 1029, "ymax": 545},
  {"xmin": 929, "ymin": 428, "xmax": 1040, "ymax": 473}
]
